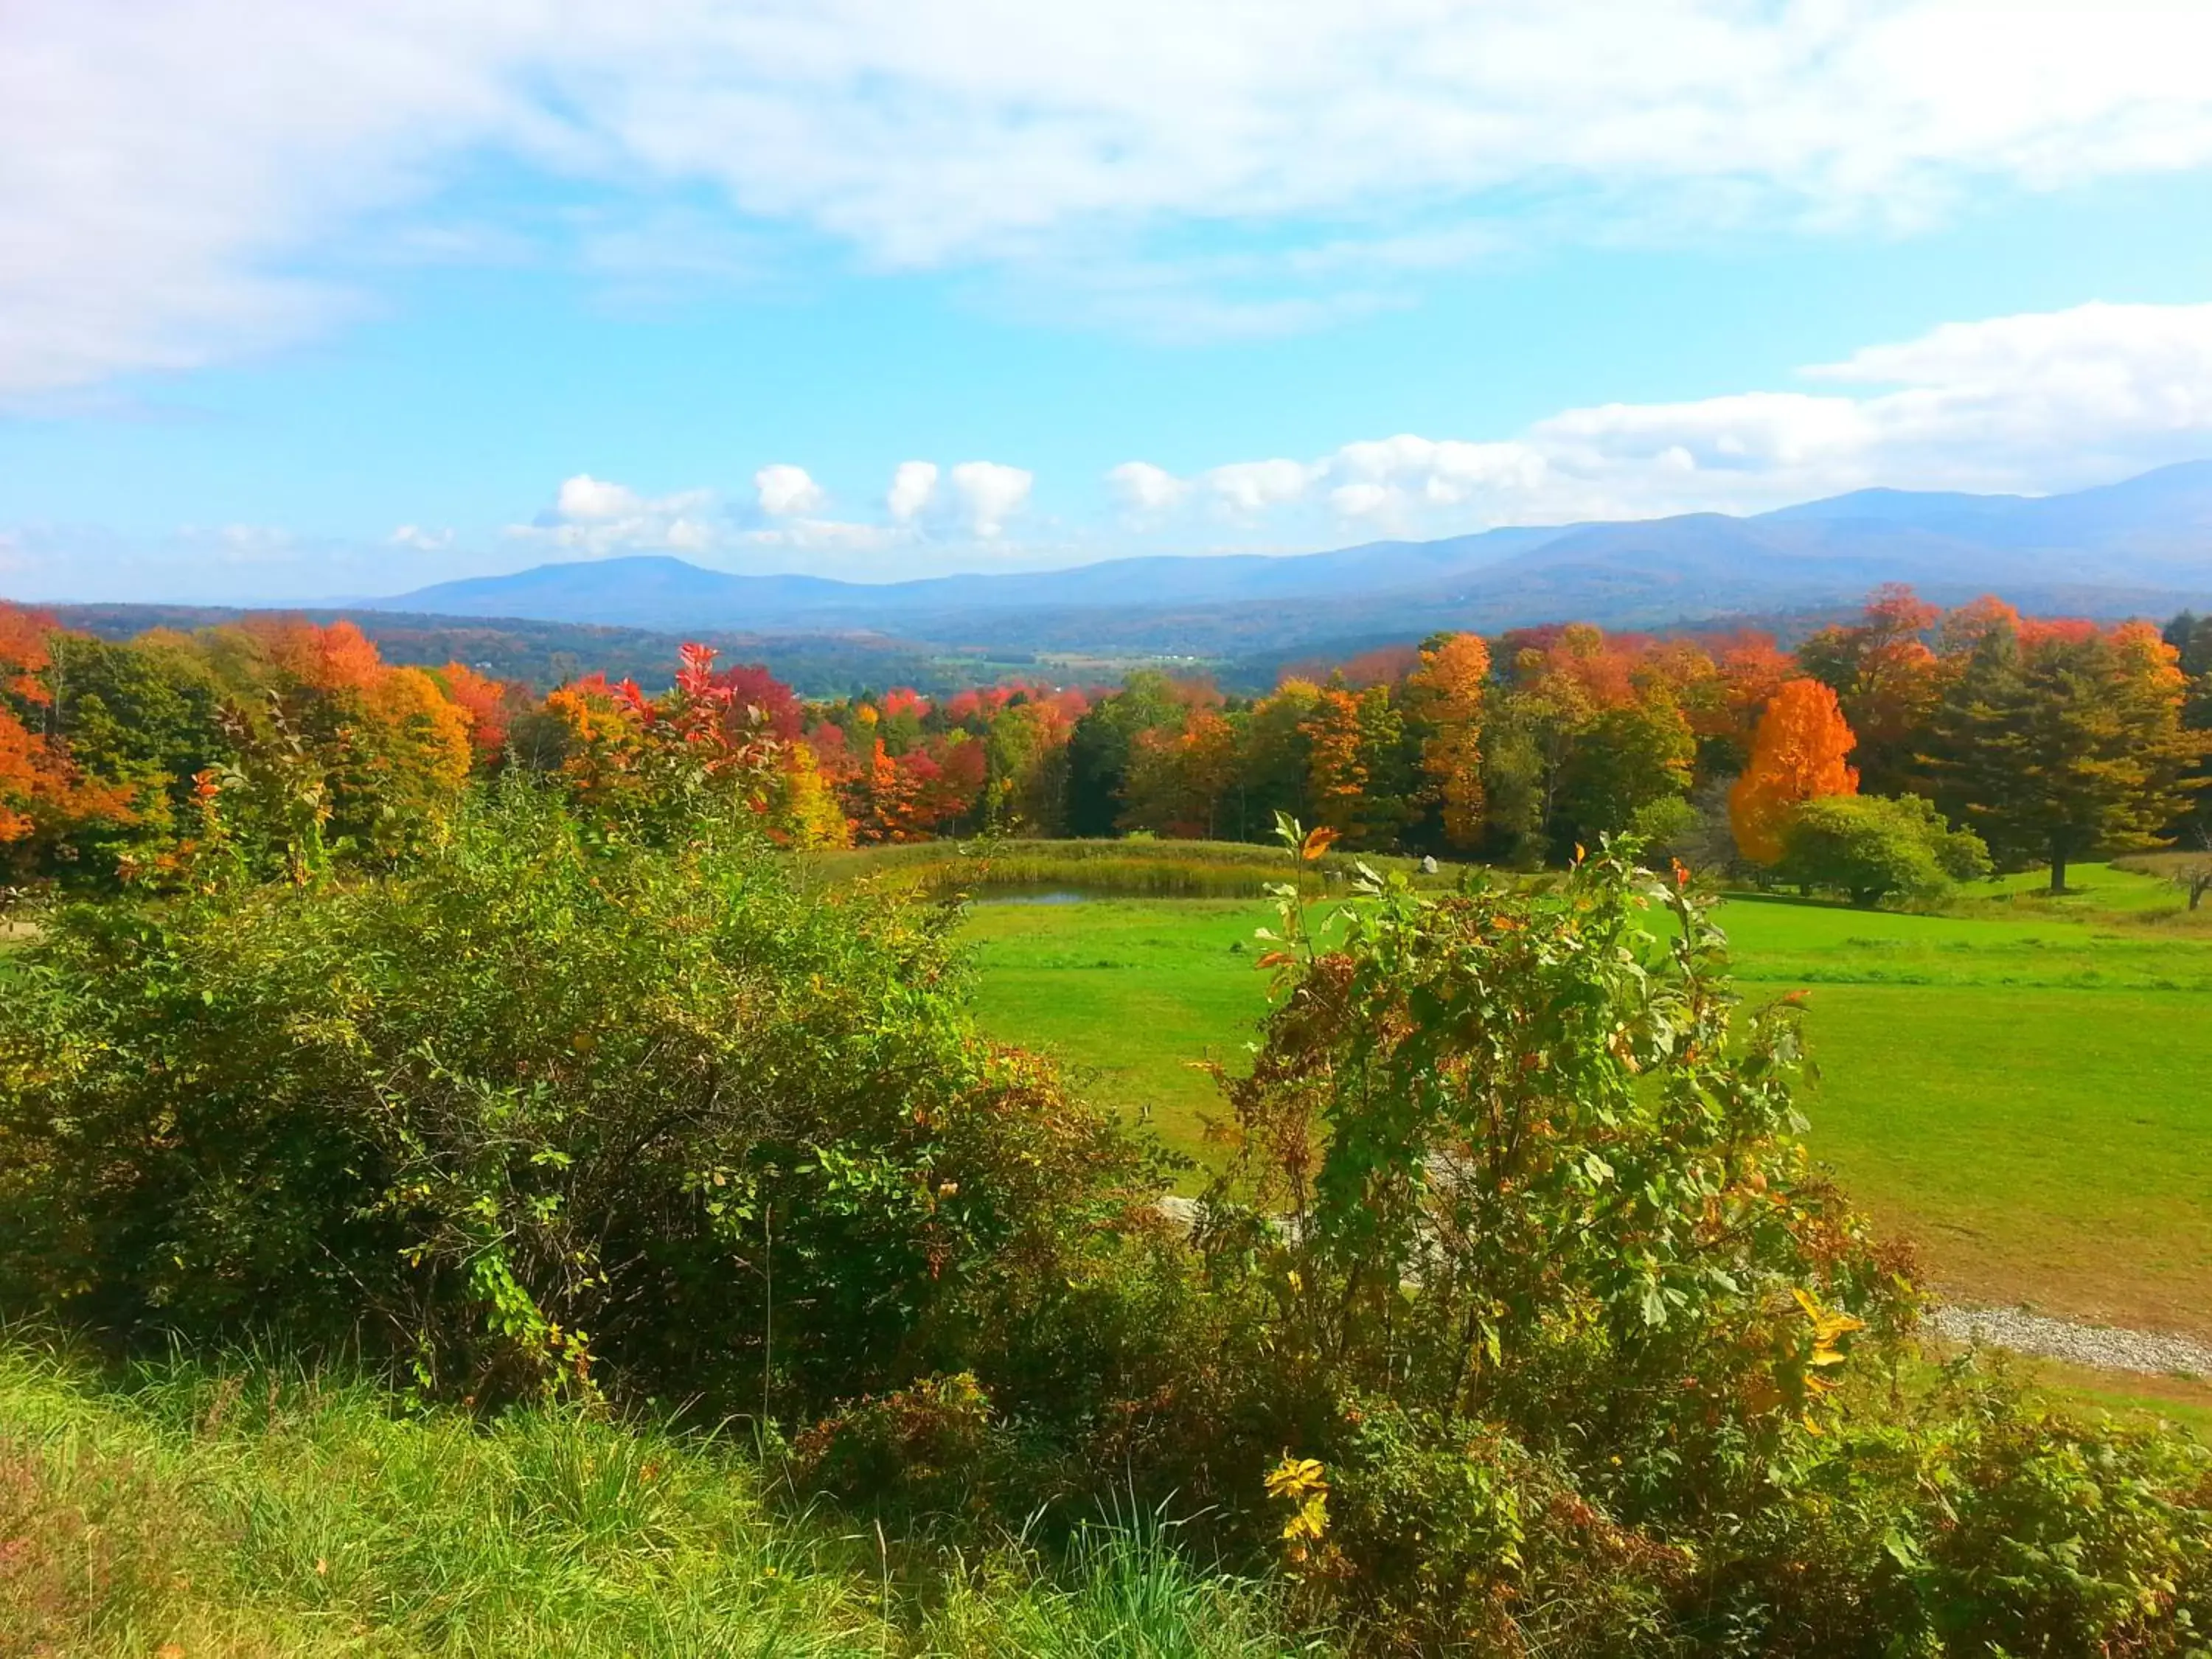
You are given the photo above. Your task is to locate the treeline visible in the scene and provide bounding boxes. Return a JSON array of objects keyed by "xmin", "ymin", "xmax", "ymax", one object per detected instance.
[
  {"xmin": 788, "ymin": 585, "xmax": 2209, "ymax": 897},
  {"xmin": 4, "ymin": 585, "xmax": 2207, "ymax": 897},
  {"xmin": 51, "ymin": 602, "xmax": 964, "ymax": 699}
]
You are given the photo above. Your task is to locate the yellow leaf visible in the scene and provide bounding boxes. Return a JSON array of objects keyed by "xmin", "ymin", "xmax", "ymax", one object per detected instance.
[
  {"xmin": 1265, "ymin": 1455, "xmax": 1327, "ymax": 1500},
  {"xmin": 1282, "ymin": 1492, "xmax": 1329, "ymax": 1542}
]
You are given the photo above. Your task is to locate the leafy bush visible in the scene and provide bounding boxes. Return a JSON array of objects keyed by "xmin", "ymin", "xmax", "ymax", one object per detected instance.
[
  {"xmin": 1689, "ymin": 1374, "xmax": 2212, "ymax": 1655},
  {"xmin": 1178, "ymin": 827, "xmax": 2212, "ymax": 1652},
  {"xmin": 0, "ymin": 778, "xmax": 1167, "ymax": 1413},
  {"xmin": 1774, "ymin": 793, "xmax": 1991, "ymax": 907},
  {"xmin": 1205, "ymin": 835, "xmax": 1907, "ymax": 1475},
  {"xmin": 794, "ymin": 1370, "xmax": 1001, "ymax": 1514},
  {"xmin": 7, "ymin": 789, "xmax": 2208, "ymax": 1657}
]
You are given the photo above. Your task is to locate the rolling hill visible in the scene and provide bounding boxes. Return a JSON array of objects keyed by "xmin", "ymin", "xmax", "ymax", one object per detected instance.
[{"xmin": 380, "ymin": 462, "xmax": 2212, "ymax": 656}]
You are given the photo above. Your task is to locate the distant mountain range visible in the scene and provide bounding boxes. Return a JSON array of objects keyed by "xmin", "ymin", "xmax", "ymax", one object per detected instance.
[{"xmin": 381, "ymin": 462, "xmax": 2212, "ymax": 658}]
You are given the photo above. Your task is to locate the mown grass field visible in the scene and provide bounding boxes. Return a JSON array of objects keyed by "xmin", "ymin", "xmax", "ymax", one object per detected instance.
[{"xmin": 961, "ymin": 861, "xmax": 2212, "ymax": 1357}]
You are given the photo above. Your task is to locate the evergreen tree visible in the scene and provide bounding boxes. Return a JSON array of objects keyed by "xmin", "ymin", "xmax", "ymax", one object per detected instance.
[{"xmin": 1927, "ymin": 620, "xmax": 2202, "ymax": 892}]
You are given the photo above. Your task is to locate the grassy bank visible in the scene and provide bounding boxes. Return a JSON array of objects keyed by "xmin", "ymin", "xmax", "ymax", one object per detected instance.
[
  {"xmin": 960, "ymin": 863, "xmax": 2212, "ymax": 1347},
  {"xmin": 0, "ymin": 1339, "xmax": 1312, "ymax": 1658},
  {"xmin": 806, "ymin": 838, "xmax": 1472, "ymax": 900}
]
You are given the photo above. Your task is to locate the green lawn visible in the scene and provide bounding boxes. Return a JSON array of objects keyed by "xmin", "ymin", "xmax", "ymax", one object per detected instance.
[{"xmin": 962, "ymin": 865, "xmax": 2212, "ymax": 1342}]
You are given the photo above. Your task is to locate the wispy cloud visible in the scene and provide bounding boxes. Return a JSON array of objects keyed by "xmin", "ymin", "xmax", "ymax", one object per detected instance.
[{"xmin": 12, "ymin": 2, "xmax": 2212, "ymax": 389}]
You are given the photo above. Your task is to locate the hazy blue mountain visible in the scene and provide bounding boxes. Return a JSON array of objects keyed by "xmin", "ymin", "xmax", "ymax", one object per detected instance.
[{"xmin": 377, "ymin": 462, "xmax": 2212, "ymax": 654}]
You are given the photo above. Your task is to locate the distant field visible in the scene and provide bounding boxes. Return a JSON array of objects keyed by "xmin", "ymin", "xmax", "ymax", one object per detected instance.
[{"xmin": 961, "ymin": 862, "xmax": 2212, "ymax": 1346}]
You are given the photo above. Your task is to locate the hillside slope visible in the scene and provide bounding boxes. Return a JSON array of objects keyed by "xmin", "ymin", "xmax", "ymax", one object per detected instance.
[{"xmin": 380, "ymin": 461, "xmax": 2212, "ymax": 654}]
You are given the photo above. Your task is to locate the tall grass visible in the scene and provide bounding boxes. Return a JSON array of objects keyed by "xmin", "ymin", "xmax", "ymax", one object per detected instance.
[
  {"xmin": 0, "ymin": 1338, "xmax": 1317, "ymax": 1657},
  {"xmin": 807, "ymin": 838, "xmax": 1470, "ymax": 901}
]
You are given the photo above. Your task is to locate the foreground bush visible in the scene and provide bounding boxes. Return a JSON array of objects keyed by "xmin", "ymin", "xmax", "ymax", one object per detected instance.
[
  {"xmin": 0, "ymin": 779, "xmax": 1169, "ymax": 1413},
  {"xmin": 1176, "ymin": 830, "xmax": 2211, "ymax": 1651},
  {"xmin": 3, "ymin": 796, "xmax": 2207, "ymax": 1655}
]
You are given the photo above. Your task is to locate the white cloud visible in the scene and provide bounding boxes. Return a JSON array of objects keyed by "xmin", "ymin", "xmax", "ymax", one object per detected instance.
[
  {"xmin": 1106, "ymin": 460, "xmax": 1190, "ymax": 518},
  {"xmin": 389, "ymin": 524, "xmax": 453, "ymax": 551},
  {"xmin": 754, "ymin": 462, "xmax": 826, "ymax": 516},
  {"xmin": 14, "ymin": 2, "xmax": 2212, "ymax": 389},
  {"xmin": 886, "ymin": 460, "xmax": 939, "ymax": 522},
  {"xmin": 949, "ymin": 461, "xmax": 1032, "ymax": 537},
  {"xmin": 556, "ymin": 474, "xmax": 645, "ymax": 521},
  {"xmin": 1171, "ymin": 300, "xmax": 2212, "ymax": 534},
  {"xmin": 518, "ymin": 473, "xmax": 721, "ymax": 557},
  {"xmin": 1206, "ymin": 459, "xmax": 1320, "ymax": 515},
  {"xmin": 1328, "ymin": 482, "xmax": 1396, "ymax": 521}
]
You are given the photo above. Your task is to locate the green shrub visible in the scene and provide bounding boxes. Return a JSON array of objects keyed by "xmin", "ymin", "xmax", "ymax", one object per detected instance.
[
  {"xmin": 1773, "ymin": 793, "xmax": 1991, "ymax": 907},
  {"xmin": 0, "ymin": 779, "xmax": 1168, "ymax": 1415},
  {"xmin": 1194, "ymin": 830, "xmax": 1906, "ymax": 1640},
  {"xmin": 1180, "ymin": 827, "xmax": 2212, "ymax": 1652},
  {"xmin": 794, "ymin": 1370, "xmax": 1001, "ymax": 1514}
]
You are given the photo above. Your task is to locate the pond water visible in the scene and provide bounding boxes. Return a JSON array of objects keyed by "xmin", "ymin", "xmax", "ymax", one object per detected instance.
[{"xmin": 970, "ymin": 887, "xmax": 1092, "ymax": 905}]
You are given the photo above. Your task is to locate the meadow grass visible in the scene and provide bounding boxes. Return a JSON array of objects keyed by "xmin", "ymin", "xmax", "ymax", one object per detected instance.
[
  {"xmin": 959, "ymin": 863, "xmax": 2212, "ymax": 1347},
  {"xmin": 806, "ymin": 838, "xmax": 1470, "ymax": 901},
  {"xmin": 0, "ymin": 1338, "xmax": 1315, "ymax": 1658}
]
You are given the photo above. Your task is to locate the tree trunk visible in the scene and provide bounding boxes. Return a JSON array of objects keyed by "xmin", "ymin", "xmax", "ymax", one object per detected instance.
[{"xmin": 2048, "ymin": 847, "xmax": 2067, "ymax": 894}]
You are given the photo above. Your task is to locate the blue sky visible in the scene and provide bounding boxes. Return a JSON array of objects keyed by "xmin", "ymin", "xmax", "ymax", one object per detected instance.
[{"xmin": 9, "ymin": 1, "xmax": 2212, "ymax": 603}]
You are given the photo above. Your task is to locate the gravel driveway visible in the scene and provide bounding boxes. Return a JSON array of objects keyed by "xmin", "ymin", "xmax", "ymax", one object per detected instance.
[{"xmin": 1928, "ymin": 1304, "xmax": 2212, "ymax": 1378}]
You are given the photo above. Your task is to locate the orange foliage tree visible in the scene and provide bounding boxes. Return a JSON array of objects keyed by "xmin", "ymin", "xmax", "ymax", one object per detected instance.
[
  {"xmin": 0, "ymin": 605, "xmax": 139, "ymax": 866},
  {"xmin": 540, "ymin": 644, "xmax": 841, "ymax": 844},
  {"xmin": 1729, "ymin": 678, "xmax": 1860, "ymax": 865},
  {"xmin": 1403, "ymin": 630, "xmax": 1491, "ymax": 852}
]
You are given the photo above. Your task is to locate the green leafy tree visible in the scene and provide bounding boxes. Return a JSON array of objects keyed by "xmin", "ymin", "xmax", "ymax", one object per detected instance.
[
  {"xmin": 1225, "ymin": 681, "xmax": 1317, "ymax": 844},
  {"xmin": 1476, "ymin": 687, "xmax": 1577, "ymax": 866},
  {"xmin": 1550, "ymin": 692, "xmax": 1694, "ymax": 855},
  {"xmin": 39, "ymin": 632, "xmax": 233, "ymax": 859},
  {"xmin": 1773, "ymin": 793, "xmax": 1991, "ymax": 907},
  {"xmin": 981, "ymin": 699, "xmax": 1069, "ymax": 834}
]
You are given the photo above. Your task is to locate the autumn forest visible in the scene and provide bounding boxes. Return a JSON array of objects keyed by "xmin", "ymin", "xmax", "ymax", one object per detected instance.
[{"xmin": 5, "ymin": 585, "xmax": 2207, "ymax": 902}]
